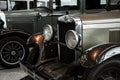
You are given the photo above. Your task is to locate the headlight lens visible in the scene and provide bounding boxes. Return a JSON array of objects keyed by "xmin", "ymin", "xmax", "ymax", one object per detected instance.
[
  {"xmin": 43, "ymin": 24, "xmax": 53, "ymax": 42},
  {"xmin": 27, "ymin": 33, "xmax": 44, "ymax": 46},
  {"xmin": 65, "ymin": 30, "xmax": 80, "ymax": 49}
]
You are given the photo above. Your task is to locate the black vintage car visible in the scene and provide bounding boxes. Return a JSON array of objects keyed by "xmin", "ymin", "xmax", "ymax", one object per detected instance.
[
  {"xmin": 20, "ymin": 0, "xmax": 120, "ymax": 80},
  {"xmin": 0, "ymin": 0, "xmax": 107, "ymax": 68},
  {"xmin": 0, "ymin": 17, "xmax": 29, "ymax": 68}
]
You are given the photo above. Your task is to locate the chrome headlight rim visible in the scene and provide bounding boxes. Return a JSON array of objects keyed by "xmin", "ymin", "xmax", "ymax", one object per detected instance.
[
  {"xmin": 65, "ymin": 30, "xmax": 80, "ymax": 49},
  {"xmin": 43, "ymin": 24, "xmax": 53, "ymax": 42}
]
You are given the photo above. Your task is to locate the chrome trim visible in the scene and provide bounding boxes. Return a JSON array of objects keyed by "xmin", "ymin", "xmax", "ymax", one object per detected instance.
[
  {"xmin": 72, "ymin": 17, "xmax": 83, "ymax": 60},
  {"xmin": 58, "ymin": 15, "xmax": 83, "ymax": 61},
  {"xmin": 83, "ymin": 19, "xmax": 120, "ymax": 24},
  {"xmin": 65, "ymin": 30, "xmax": 79, "ymax": 49},
  {"xmin": 83, "ymin": 23, "xmax": 120, "ymax": 29},
  {"xmin": 43, "ymin": 24, "xmax": 53, "ymax": 42},
  {"xmin": 20, "ymin": 63, "xmax": 45, "ymax": 80},
  {"xmin": 57, "ymin": 24, "xmax": 61, "ymax": 60},
  {"xmin": 58, "ymin": 15, "xmax": 74, "ymax": 23}
]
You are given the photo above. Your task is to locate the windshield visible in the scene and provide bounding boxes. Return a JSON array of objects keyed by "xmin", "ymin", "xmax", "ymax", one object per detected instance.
[
  {"xmin": 53, "ymin": 0, "xmax": 80, "ymax": 10},
  {"xmin": 36, "ymin": 0, "xmax": 49, "ymax": 7}
]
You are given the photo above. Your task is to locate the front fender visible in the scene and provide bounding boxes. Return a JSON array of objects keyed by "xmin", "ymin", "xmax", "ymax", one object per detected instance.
[
  {"xmin": 0, "ymin": 30, "xmax": 30, "ymax": 41},
  {"xmin": 80, "ymin": 43, "xmax": 120, "ymax": 68}
]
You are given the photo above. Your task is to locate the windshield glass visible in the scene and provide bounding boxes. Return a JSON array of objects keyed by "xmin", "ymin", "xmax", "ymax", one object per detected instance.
[
  {"xmin": 11, "ymin": 1, "xmax": 27, "ymax": 10},
  {"xmin": 53, "ymin": 0, "xmax": 80, "ymax": 10},
  {"xmin": 36, "ymin": 0, "xmax": 49, "ymax": 7}
]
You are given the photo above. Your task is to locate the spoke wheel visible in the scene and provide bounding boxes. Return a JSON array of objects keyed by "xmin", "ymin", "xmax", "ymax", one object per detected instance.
[
  {"xmin": 0, "ymin": 36, "xmax": 28, "ymax": 68},
  {"xmin": 83, "ymin": 57, "xmax": 120, "ymax": 80},
  {"xmin": 96, "ymin": 67, "xmax": 120, "ymax": 80}
]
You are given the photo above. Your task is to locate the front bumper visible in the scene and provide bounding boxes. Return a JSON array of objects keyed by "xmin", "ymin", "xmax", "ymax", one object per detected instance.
[
  {"xmin": 20, "ymin": 62, "xmax": 47, "ymax": 80},
  {"xmin": 20, "ymin": 59, "xmax": 69, "ymax": 80}
]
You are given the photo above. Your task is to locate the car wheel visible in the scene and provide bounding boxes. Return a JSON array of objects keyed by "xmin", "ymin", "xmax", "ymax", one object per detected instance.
[
  {"xmin": 82, "ymin": 58, "xmax": 120, "ymax": 80},
  {"xmin": 0, "ymin": 36, "xmax": 28, "ymax": 68}
]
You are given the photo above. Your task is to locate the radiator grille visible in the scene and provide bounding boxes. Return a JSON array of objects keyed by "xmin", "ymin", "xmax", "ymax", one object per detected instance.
[{"xmin": 58, "ymin": 21, "xmax": 75, "ymax": 64}]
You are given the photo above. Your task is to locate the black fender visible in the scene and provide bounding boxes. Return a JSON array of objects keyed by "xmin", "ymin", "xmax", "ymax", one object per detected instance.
[
  {"xmin": 0, "ymin": 30, "xmax": 30, "ymax": 42},
  {"xmin": 80, "ymin": 43, "xmax": 120, "ymax": 68}
]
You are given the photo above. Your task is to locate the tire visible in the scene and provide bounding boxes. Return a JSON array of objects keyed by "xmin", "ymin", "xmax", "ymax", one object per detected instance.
[
  {"xmin": 82, "ymin": 57, "xmax": 120, "ymax": 80},
  {"xmin": 0, "ymin": 36, "xmax": 28, "ymax": 68}
]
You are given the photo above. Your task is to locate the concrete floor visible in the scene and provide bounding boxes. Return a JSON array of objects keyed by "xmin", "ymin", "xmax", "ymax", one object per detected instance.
[{"xmin": 0, "ymin": 65, "xmax": 28, "ymax": 80}]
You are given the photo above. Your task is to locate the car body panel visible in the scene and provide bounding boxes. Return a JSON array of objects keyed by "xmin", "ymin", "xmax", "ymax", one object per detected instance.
[{"xmin": 74, "ymin": 10, "xmax": 120, "ymax": 50}]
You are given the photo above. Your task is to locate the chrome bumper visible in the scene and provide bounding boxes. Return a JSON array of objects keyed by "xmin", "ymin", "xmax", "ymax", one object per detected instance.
[{"xmin": 20, "ymin": 62, "xmax": 45, "ymax": 80}]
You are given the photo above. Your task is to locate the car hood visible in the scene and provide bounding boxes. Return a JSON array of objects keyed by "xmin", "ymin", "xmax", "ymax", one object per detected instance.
[
  {"xmin": 75, "ymin": 10, "xmax": 120, "ymax": 24},
  {"xmin": 5, "ymin": 9, "xmax": 48, "ymax": 17}
]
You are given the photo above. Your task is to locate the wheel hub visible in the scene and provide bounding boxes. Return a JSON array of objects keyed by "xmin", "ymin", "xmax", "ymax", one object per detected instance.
[{"xmin": 11, "ymin": 51, "xmax": 16, "ymax": 56}]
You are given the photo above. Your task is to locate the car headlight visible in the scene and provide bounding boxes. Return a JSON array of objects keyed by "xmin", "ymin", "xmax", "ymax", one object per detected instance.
[
  {"xmin": 65, "ymin": 30, "xmax": 81, "ymax": 49},
  {"xmin": 43, "ymin": 24, "xmax": 53, "ymax": 42},
  {"xmin": 27, "ymin": 33, "xmax": 44, "ymax": 46}
]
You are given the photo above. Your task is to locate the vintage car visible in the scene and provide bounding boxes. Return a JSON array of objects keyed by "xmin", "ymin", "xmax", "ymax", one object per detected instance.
[
  {"xmin": 20, "ymin": 0, "xmax": 120, "ymax": 80},
  {"xmin": 0, "ymin": 11, "xmax": 30, "ymax": 68},
  {"xmin": 0, "ymin": 0, "xmax": 107, "ymax": 68}
]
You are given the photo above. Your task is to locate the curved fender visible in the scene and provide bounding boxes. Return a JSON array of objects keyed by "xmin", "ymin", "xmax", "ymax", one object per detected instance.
[
  {"xmin": 0, "ymin": 30, "xmax": 30, "ymax": 41},
  {"xmin": 1, "ymin": 30, "xmax": 30, "ymax": 36},
  {"xmin": 80, "ymin": 43, "xmax": 120, "ymax": 68},
  {"xmin": 98, "ymin": 45, "xmax": 120, "ymax": 63}
]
